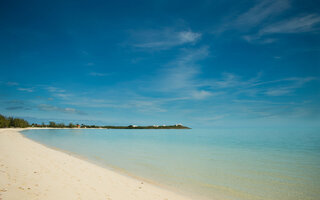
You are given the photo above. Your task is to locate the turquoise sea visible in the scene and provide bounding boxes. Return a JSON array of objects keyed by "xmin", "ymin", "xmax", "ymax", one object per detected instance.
[{"xmin": 22, "ymin": 129, "xmax": 320, "ymax": 200}]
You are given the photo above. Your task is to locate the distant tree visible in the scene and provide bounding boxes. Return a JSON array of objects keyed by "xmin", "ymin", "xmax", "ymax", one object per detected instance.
[
  {"xmin": 56, "ymin": 123, "xmax": 65, "ymax": 128},
  {"xmin": 0, "ymin": 115, "xmax": 29, "ymax": 128},
  {"xmin": 11, "ymin": 118, "xmax": 29, "ymax": 128},
  {"xmin": 68, "ymin": 123, "xmax": 74, "ymax": 128},
  {"xmin": 0, "ymin": 114, "xmax": 10, "ymax": 128},
  {"xmin": 49, "ymin": 121, "xmax": 56, "ymax": 127},
  {"xmin": 8, "ymin": 117, "xmax": 14, "ymax": 127}
]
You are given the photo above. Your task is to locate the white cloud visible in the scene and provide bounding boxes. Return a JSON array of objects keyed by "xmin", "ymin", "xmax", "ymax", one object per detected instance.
[
  {"xmin": 65, "ymin": 97, "xmax": 168, "ymax": 113},
  {"xmin": 202, "ymin": 72, "xmax": 317, "ymax": 98},
  {"xmin": 178, "ymin": 31, "xmax": 202, "ymax": 43},
  {"xmin": 264, "ymin": 77, "xmax": 316, "ymax": 96},
  {"xmin": 154, "ymin": 47, "xmax": 210, "ymax": 100},
  {"xmin": 216, "ymin": 0, "xmax": 320, "ymax": 44},
  {"xmin": 64, "ymin": 108, "xmax": 76, "ymax": 112},
  {"xmin": 89, "ymin": 72, "xmax": 108, "ymax": 77},
  {"xmin": 46, "ymin": 86, "xmax": 65, "ymax": 93},
  {"xmin": 243, "ymin": 35, "xmax": 277, "ymax": 44},
  {"xmin": 55, "ymin": 93, "xmax": 71, "ymax": 99},
  {"xmin": 217, "ymin": 0, "xmax": 290, "ymax": 33},
  {"xmin": 38, "ymin": 104, "xmax": 86, "ymax": 115},
  {"xmin": 191, "ymin": 90, "xmax": 213, "ymax": 99},
  {"xmin": 110, "ymin": 47, "xmax": 213, "ymax": 102},
  {"xmin": 146, "ymin": 48, "xmax": 313, "ymax": 100},
  {"xmin": 265, "ymin": 88, "xmax": 292, "ymax": 96},
  {"xmin": 133, "ymin": 29, "xmax": 202, "ymax": 50},
  {"xmin": 207, "ymin": 72, "xmax": 265, "ymax": 91},
  {"xmin": 44, "ymin": 86, "xmax": 70, "ymax": 99},
  {"xmin": 235, "ymin": 0, "xmax": 290, "ymax": 28},
  {"xmin": 209, "ymin": 73, "xmax": 243, "ymax": 88},
  {"xmin": 242, "ymin": 14, "xmax": 320, "ymax": 43},
  {"xmin": 17, "ymin": 88, "xmax": 33, "ymax": 92},
  {"xmin": 259, "ymin": 14, "xmax": 320, "ymax": 35},
  {"xmin": 161, "ymin": 64, "xmax": 200, "ymax": 90}
]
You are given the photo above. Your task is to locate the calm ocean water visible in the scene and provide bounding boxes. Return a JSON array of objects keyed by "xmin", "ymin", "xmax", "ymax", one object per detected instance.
[{"xmin": 22, "ymin": 129, "xmax": 320, "ymax": 200}]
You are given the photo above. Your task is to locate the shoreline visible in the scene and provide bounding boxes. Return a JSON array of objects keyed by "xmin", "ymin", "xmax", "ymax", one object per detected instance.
[
  {"xmin": 0, "ymin": 128, "xmax": 192, "ymax": 200},
  {"xmin": 20, "ymin": 129, "xmax": 175, "ymax": 192}
]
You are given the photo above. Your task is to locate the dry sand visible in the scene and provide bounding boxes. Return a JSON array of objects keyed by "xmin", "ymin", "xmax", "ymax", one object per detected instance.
[{"xmin": 0, "ymin": 128, "xmax": 191, "ymax": 200}]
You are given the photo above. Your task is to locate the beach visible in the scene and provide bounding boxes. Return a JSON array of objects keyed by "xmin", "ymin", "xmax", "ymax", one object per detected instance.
[
  {"xmin": 0, "ymin": 128, "xmax": 191, "ymax": 200},
  {"xmin": 1, "ymin": 128, "xmax": 319, "ymax": 200}
]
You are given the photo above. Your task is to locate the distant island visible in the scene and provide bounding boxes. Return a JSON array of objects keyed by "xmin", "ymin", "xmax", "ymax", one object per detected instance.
[{"xmin": 0, "ymin": 114, "xmax": 191, "ymax": 129}]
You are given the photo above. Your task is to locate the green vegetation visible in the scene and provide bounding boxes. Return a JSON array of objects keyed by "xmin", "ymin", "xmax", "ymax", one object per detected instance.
[
  {"xmin": 0, "ymin": 114, "xmax": 29, "ymax": 128},
  {"xmin": 98, "ymin": 125, "xmax": 191, "ymax": 129},
  {"xmin": 31, "ymin": 123, "xmax": 190, "ymax": 129},
  {"xmin": 0, "ymin": 114, "xmax": 191, "ymax": 129}
]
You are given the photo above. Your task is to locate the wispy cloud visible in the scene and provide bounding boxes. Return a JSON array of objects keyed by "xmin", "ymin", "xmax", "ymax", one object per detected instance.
[
  {"xmin": 191, "ymin": 90, "xmax": 213, "ymax": 100},
  {"xmin": 216, "ymin": 0, "xmax": 320, "ymax": 44},
  {"xmin": 6, "ymin": 106, "xmax": 31, "ymax": 110},
  {"xmin": 65, "ymin": 97, "xmax": 168, "ymax": 113},
  {"xmin": 44, "ymin": 86, "xmax": 71, "ymax": 99},
  {"xmin": 178, "ymin": 31, "xmax": 202, "ymax": 43},
  {"xmin": 235, "ymin": 0, "xmax": 290, "ymax": 29},
  {"xmin": 4, "ymin": 100, "xmax": 31, "ymax": 111},
  {"xmin": 209, "ymin": 73, "xmax": 245, "ymax": 88},
  {"xmin": 243, "ymin": 14, "xmax": 320, "ymax": 43},
  {"xmin": 264, "ymin": 77, "xmax": 316, "ymax": 96},
  {"xmin": 86, "ymin": 62, "xmax": 94, "ymax": 66},
  {"xmin": 218, "ymin": 0, "xmax": 290, "ymax": 33},
  {"xmin": 54, "ymin": 93, "xmax": 72, "ymax": 99},
  {"xmin": 265, "ymin": 88, "xmax": 292, "ymax": 96},
  {"xmin": 46, "ymin": 86, "xmax": 65, "ymax": 93},
  {"xmin": 232, "ymin": 98, "xmax": 320, "ymax": 120},
  {"xmin": 152, "ymin": 46, "xmax": 212, "ymax": 100},
  {"xmin": 206, "ymin": 73, "xmax": 316, "ymax": 97},
  {"xmin": 132, "ymin": 29, "xmax": 201, "ymax": 50},
  {"xmin": 138, "ymin": 44, "xmax": 316, "ymax": 101},
  {"xmin": 163, "ymin": 46, "xmax": 209, "ymax": 90},
  {"xmin": 259, "ymin": 14, "xmax": 320, "ymax": 35},
  {"xmin": 17, "ymin": 88, "xmax": 34, "ymax": 92},
  {"xmin": 242, "ymin": 35, "xmax": 277, "ymax": 44},
  {"xmin": 27, "ymin": 71, "xmax": 317, "ymax": 123},
  {"xmin": 38, "ymin": 104, "xmax": 86, "ymax": 115},
  {"xmin": 129, "ymin": 100, "xmax": 167, "ymax": 112},
  {"xmin": 89, "ymin": 72, "xmax": 109, "ymax": 77},
  {"xmin": 192, "ymin": 114, "xmax": 227, "ymax": 122},
  {"xmin": 6, "ymin": 82, "xmax": 19, "ymax": 86},
  {"xmin": 205, "ymin": 72, "xmax": 266, "ymax": 94}
]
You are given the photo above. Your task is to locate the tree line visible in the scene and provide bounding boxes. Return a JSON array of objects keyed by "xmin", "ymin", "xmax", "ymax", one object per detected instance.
[
  {"xmin": 33, "ymin": 122, "xmax": 80, "ymax": 128},
  {"xmin": 0, "ymin": 114, "xmax": 190, "ymax": 129},
  {"xmin": 0, "ymin": 114, "xmax": 30, "ymax": 128},
  {"xmin": 0, "ymin": 114, "xmax": 81, "ymax": 128}
]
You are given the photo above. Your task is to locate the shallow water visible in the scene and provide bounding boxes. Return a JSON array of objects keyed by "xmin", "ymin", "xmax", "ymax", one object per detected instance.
[{"xmin": 22, "ymin": 128, "xmax": 320, "ymax": 200}]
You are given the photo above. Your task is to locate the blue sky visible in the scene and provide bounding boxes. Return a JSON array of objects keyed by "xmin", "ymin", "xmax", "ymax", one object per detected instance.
[{"xmin": 0, "ymin": 0, "xmax": 319, "ymax": 128}]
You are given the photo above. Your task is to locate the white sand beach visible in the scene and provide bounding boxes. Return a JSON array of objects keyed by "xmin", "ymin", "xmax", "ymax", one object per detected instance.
[{"xmin": 0, "ymin": 128, "xmax": 191, "ymax": 200}]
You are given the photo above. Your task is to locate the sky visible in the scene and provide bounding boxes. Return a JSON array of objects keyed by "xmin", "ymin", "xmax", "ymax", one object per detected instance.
[{"xmin": 0, "ymin": 0, "xmax": 319, "ymax": 128}]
